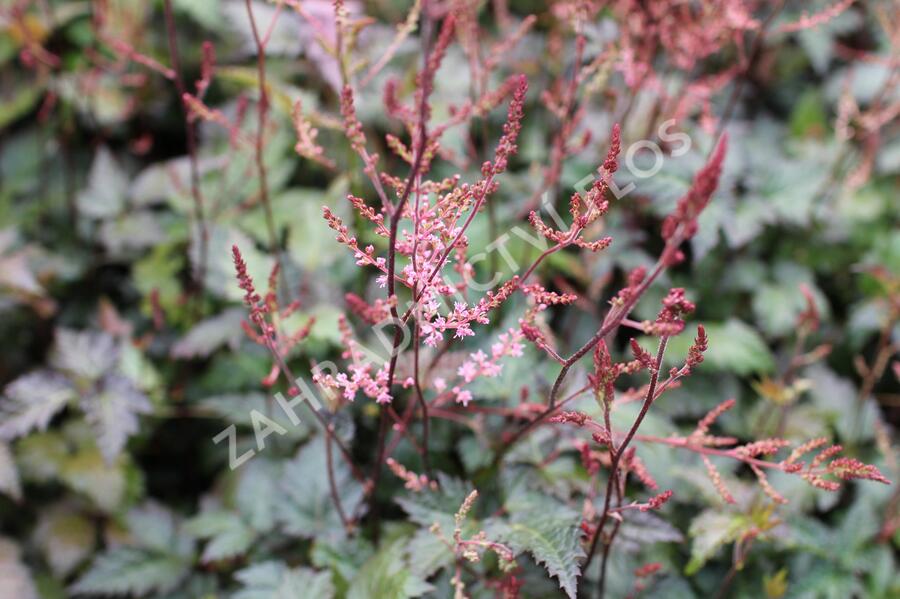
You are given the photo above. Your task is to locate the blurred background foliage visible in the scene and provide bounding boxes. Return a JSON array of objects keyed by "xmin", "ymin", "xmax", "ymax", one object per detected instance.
[{"xmin": 0, "ymin": 1, "xmax": 898, "ymax": 598}]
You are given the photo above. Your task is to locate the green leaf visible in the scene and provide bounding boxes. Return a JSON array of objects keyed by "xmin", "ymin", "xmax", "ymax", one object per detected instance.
[
  {"xmin": 185, "ymin": 511, "xmax": 255, "ymax": 563},
  {"xmin": 59, "ymin": 446, "xmax": 130, "ymax": 512},
  {"xmin": 789, "ymin": 90, "xmax": 827, "ymax": 138},
  {"xmin": 234, "ymin": 458, "xmax": 280, "ymax": 532},
  {"xmin": 276, "ymin": 437, "xmax": 365, "ymax": 540},
  {"xmin": 192, "ymin": 224, "xmax": 274, "ymax": 300},
  {"xmin": 346, "ymin": 538, "xmax": 433, "ymax": 599},
  {"xmin": 99, "ymin": 211, "xmax": 168, "ymax": 256},
  {"xmin": 488, "ymin": 502, "xmax": 585, "ymax": 599},
  {"xmin": 310, "ymin": 536, "xmax": 375, "ymax": 593},
  {"xmin": 666, "ymin": 319, "xmax": 774, "ymax": 375},
  {"xmin": 75, "ymin": 146, "xmax": 128, "ymax": 219},
  {"xmin": 407, "ymin": 526, "xmax": 454, "ymax": 579},
  {"xmin": 199, "ymin": 393, "xmax": 310, "ymax": 441},
  {"xmin": 615, "ymin": 510, "xmax": 684, "ymax": 552},
  {"xmin": 806, "ymin": 364, "xmax": 879, "ymax": 443},
  {"xmin": 0, "ymin": 370, "xmax": 76, "ymax": 440},
  {"xmin": 51, "ymin": 329, "xmax": 119, "ymax": 381},
  {"xmin": 34, "ymin": 505, "xmax": 96, "ymax": 576},
  {"xmin": 0, "ymin": 83, "xmax": 44, "ymax": 130},
  {"xmin": 170, "ymin": 308, "xmax": 246, "ymax": 359},
  {"xmin": 685, "ymin": 509, "xmax": 745, "ymax": 575},
  {"xmin": 81, "ymin": 374, "xmax": 151, "ymax": 463},
  {"xmin": 395, "ymin": 474, "xmax": 470, "ymax": 529},
  {"xmin": 786, "ymin": 560, "xmax": 864, "ymax": 599},
  {"xmin": 70, "ymin": 547, "xmax": 190, "ymax": 597},
  {"xmin": 173, "ymin": 0, "xmax": 222, "ymax": 29},
  {"xmin": 234, "ymin": 562, "xmax": 335, "ymax": 599},
  {"xmin": 14, "ymin": 431, "xmax": 68, "ymax": 482},
  {"xmin": 125, "ymin": 502, "xmax": 191, "ymax": 556}
]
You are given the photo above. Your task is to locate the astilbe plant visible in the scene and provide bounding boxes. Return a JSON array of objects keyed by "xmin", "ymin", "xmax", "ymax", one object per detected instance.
[
  {"xmin": 224, "ymin": 2, "xmax": 892, "ymax": 597},
  {"xmin": 1, "ymin": 0, "xmax": 897, "ymax": 597}
]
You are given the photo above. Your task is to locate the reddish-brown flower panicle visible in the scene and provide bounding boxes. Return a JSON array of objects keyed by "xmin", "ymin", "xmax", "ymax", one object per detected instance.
[
  {"xmin": 630, "ymin": 339, "xmax": 654, "ymax": 370},
  {"xmin": 686, "ymin": 324, "xmax": 708, "ymax": 369},
  {"xmin": 490, "ymin": 75, "xmax": 528, "ymax": 175},
  {"xmin": 662, "ymin": 135, "xmax": 728, "ymax": 240},
  {"xmin": 639, "ymin": 489, "xmax": 673, "ymax": 512},
  {"xmin": 232, "ymin": 245, "xmax": 260, "ymax": 308},
  {"xmin": 340, "ymin": 85, "xmax": 367, "ymax": 154}
]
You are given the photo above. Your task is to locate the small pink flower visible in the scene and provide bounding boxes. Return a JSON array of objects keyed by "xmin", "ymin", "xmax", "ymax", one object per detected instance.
[{"xmin": 453, "ymin": 387, "xmax": 473, "ymax": 406}]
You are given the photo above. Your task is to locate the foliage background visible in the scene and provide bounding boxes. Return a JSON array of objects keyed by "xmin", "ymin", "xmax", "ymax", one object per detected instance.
[{"xmin": 0, "ymin": 1, "xmax": 898, "ymax": 598}]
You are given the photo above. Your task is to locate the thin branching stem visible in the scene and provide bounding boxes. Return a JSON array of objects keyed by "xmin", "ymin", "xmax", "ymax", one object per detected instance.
[
  {"xmin": 162, "ymin": 0, "xmax": 209, "ymax": 295},
  {"xmin": 371, "ymin": 0, "xmax": 434, "ymax": 517},
  {"xmin": 591, "ymin": 337, "xmax": 668, "ymax": 598},
  {"xmin": 244, "ymin": 0, "xmax": 286, "ymax": 286}
]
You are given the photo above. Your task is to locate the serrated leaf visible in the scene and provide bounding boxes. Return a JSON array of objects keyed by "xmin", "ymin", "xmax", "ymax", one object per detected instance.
[
  {"xmin": 310, "ymin": 535, "xmax": 375, "ymax": 592},
  {"xmin": 51, "ymin": 329, "xmax": 119, "ymax": 381},
  {"xmin": 234, "ymin": 458, "xmax": 279, "ymax": 532},
  {"xmin": 276, "ymin": 437, "xmax": 365, "ymax": 540},
  {"xmin": 407, "ymin": 527, "xmax": 454, "ymax": 579},
  {"xmin": 488, "ymin": 506, "xmax": 585, "ymax": 599},
  {"xmin": 785, "ymin": 560, "xmax": 864, "ymax": 599},
  {"xmin": 0, "ymin": 370, "xmax": 75, "ymax": 440},
  {"xmin": 82, "ymin": 374, "xmax": 152, "ymax": 463},
  {"xmin": 185, "ymin": 511, "xmax": 255, "ymax": 563},
  {"xmin": 70, "ymin": 547, "xmax": 190, "ymax": 597},
  {"xmin": 233, "ymin": 562, "xmax": 335, "ymax": 599},
  {"xmin": 685, "ymin": 510, "xmax": 746, "ymax": 575},
  {"xmin": 395, "ymin": 474, "xmax": 470, "ymax": 529},
  {"xmin": 125, "ymin": 502, "xmax": 186, "ymax": 554},
  {"xmin": 0, "ymin": 441, "xmax": 22, "ymax": 500},
  {"xmin": 346, "ymin": 538, "xmax": 433, "ymax": 599},
  {"xmin": 59, "ymin": 446, "xmax": 128, "ymax": 512},
  {"xmin": 34, "ymin": 505, "xmax": 96, "ymax": 576}
]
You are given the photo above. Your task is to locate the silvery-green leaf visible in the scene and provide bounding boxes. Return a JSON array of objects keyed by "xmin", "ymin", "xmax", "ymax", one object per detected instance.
[
  {"xmin": 488, "ymin": 509, "xmax": 585, "ymax": 599},
  {"xmin": 171, "ymin": 308, "xmax": 246, "ymax": 359},
  {"xmin": 234, "ymin": 561, "xmax": 335, "ymax": 599},
  {"xmin": 34, "ymin": 504, "xmax": 96, "ymax": 576},
  {"xmin": 276, "ymin": 436, "xmax": 365, "ymax": 540},
  {"xmin": 59, "ymin": 447, "xmax": 129, "ymax": 512},
  {"xmin": 346, "ymin": 538, "xmax": 433, "ymax": 599},
  {"xmin": 99, "ymin": 211, "xmax": 167, "ymax": 256},
  {"xmin": 51, "ymin": 329, "xmax": 119, "ymax": 381},
  {"xmin": 14, "ymin": 431, "xmax": 68, "ymax": 482},
  {"xmin": 82, "ymin": 375, "xmax": 151, "ymax": 463},
  {"xmin": 185, "ymin": 510, "xmax": 255, "ymax": 563},
  {"xmin": 76, "ymin": 146, "xmax": 128, "ymax": 219},
  {"xmin": 0, "ymin": 370, "xmax": 76, "ymax": 440},
  {"xmin": 126, "ymin": 502, "xmax": 187, "ymax": 555},
  {"xmin": 70, "ymin": 547, "xmax": 190, "ymax": 597}
]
